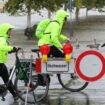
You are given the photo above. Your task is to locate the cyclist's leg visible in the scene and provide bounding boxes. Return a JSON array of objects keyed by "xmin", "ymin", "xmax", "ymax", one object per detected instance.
[
  {"xmin": 47, "ymin": 45, "xmax": 65, "ymax": 84},
  {"xmin": 37, "ymin": 74, "xmax": 46, "ymax": 86},
  {"xmin": 0, "ymin": 64, "xmax": 17, "ymax": 98},
  {"xmin": 48, "ymin": 45, "xmax": 65, "ymax": 57},
  {"xmin": 37, "ymin": 74, "xmax": 50, "ymax": 86}
]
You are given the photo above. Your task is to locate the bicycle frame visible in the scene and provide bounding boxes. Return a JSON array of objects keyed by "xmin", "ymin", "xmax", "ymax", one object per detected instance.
[
  {"xmin": 8, "ymin": 50, "xmax": 23, "ymax": 84},
  {"xmin": 9, "ymin": 48, "xmax": 88, "ymax": 104},
  {"xmin": 8, "ymin": 65, "xmax": 16, "ymax": 83}
]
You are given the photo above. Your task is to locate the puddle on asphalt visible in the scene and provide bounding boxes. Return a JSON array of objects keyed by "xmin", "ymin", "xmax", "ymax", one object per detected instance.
[
  {"xmin": 46, "ymin": 92, "xmax": 90, "ymax": 105},
  {"xmin": 21, "ymin": 91, "xmax": 90, "ymax": 105},
  {"xmin": 6, "ymin": 87, "xmax": 105, "ymax": 105}
]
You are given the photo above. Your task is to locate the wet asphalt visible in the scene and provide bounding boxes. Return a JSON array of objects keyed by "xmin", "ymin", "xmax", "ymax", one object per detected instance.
[{"xmin": 7, "ymin": 78, "xmax": 105, "ymax": 105}]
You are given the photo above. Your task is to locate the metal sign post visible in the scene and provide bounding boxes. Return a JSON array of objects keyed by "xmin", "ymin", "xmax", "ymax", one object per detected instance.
[{"xmin": 68, "ymin": 0, "xmax": 74, "ymax": 38}]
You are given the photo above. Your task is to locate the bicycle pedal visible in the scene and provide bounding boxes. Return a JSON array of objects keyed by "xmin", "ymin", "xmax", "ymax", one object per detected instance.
[
  {"xmin": 25, "ymin": 83, "xmax": 33, "ymax": 88},
  {"xmin": 72, "ymin": 76, "xmax": 79, "ymax": 80}
]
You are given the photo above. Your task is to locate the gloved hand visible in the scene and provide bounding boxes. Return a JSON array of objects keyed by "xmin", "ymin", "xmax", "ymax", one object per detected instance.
[
  {"xmin": 101, "ymin": 43, "xmax": 105, "ymax": 47},
  {"xmin": 8, "ymin": 47, "xmax": 21, "ymax": 54},
  {"xmin": 66, "ymin": 38, "xmax": 70, "ymax": 43},
  {"xmin": 8, "ymin": 47, "xmax": 17, "ymax": 53},
  {"xmin": 12, "ymin": 47, "xmax": 18, "ymax": 52}
]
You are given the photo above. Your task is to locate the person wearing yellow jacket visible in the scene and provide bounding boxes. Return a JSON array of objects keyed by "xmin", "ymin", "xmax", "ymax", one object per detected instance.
[
  {"xmin": 38, "ymin": 10, "xmax": 70, "ymax": 57},
  {"xmin": 0, "ymin": 23, "xmax": 18, "ymax": 101}
]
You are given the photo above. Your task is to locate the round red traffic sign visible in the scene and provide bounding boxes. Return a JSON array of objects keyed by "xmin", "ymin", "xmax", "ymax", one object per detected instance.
[{"xmin": 75, "ymin": 50, "xmax": 105, "ymax": 82}]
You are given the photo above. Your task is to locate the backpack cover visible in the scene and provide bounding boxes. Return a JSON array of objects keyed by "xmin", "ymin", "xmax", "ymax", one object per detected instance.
[{"xmin": 35, "ymin": 19, "xmax": 50, "ymax": 39}]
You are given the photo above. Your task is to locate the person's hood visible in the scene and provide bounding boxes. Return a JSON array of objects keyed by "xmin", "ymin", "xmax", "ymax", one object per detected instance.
[
  {"xmin": 0, "ymin": 23, "xmax": 14, "ymax": 39},
  {"xmin": 55, "ymin": 10, "xmax": 70, "ymax": 23}
]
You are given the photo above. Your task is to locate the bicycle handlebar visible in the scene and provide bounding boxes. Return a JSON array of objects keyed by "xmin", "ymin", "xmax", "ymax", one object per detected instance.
[
  {"xmin": 31, "ymin": 48, "xmax": 40, "ymax": 53},
  {"xmin": 15, "ymin": 47, "xmax": 23, "ymax": 53},
  {"xmin": 14, "ymin": 48, "xmax": 24, "ymax": 59}
]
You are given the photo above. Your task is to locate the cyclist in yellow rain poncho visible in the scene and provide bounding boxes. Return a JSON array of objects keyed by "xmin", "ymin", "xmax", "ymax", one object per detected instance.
[
  {"xmin": 38, "ymin": 10, "xmax": 70, "ymax": 57},
  {"xmin": 0, "ymin": 23, "xmax": 18, "ymax": 101}
]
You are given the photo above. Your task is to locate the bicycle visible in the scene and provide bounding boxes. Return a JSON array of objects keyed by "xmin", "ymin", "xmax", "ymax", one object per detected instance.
[
  {"xmin": 14, "ymin": 45, "xmax": 88, "ymax": 104},
  {"xmin": 0, "ymin": 48, "xmax": 44, "ymax": 104},
  {"xmin": 13, "ymin": 48, "xmax": 49, "ymax": 104},
  {"xmin": 0, "ymin": 48, "xmax": 28, "ymax": 101},
  {"xmin": 33, "ymin": 48, "xmax": 88, "ymax": 92}
]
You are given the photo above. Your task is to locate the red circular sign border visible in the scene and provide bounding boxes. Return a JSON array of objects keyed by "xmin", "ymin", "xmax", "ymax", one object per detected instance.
[{"xmin": 75, "ymin": 50, "xmax": 105, "ymax": 82}]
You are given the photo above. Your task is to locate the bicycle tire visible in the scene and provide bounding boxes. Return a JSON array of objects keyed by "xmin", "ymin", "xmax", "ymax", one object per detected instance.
[
  {"xmin": 14, "ymin": 74, "xmax": 49, "ymax": 104},
  {"xmin": 57, "ymin": 74, "xmax": 89, "ymax": 92}
]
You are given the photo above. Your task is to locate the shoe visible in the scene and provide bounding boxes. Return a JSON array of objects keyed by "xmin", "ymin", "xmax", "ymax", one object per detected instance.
[
  {"xmin": 13, "ymin": 94, "xmax": 19, "ymax": 101},
  {"xmin": 37, "ymin": 74, "xmax": 51, "ymax": 86},
  {"xmin": 37, "ymin": 81, "xmax": 46, "ymax": 86},
  {"xmin": 0, "ymin": 85, "xmax": 7, "ymax": 95},
  {"xmin": 37, "ymin": 74, "xmax": 46, "ymax": 86},
  {"xmin": 71, "ymin": 73, "xmax": 78, "ymax": 80}
]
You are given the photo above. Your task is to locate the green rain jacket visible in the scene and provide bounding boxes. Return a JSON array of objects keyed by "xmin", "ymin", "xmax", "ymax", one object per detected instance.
[
  {"xmin": 0, "ymin": 23, "xmax": 14, "ymax": 63},
  {"xmin": 38, "ymin": 10, "xmax": 70, "ymax": 49}
]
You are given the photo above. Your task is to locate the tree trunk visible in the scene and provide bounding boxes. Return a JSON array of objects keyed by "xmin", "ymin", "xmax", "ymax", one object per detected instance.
[
  {"xmin": 64, "ymin": 3, "xmax": 68, "ymax": 11},
  {"xmin": 27, "ymin": 7, "xmax": 31, "ymax": 28},
  {"xmin": 75, "ymin": 8, "xmax": 79, "ymax": 21},
  {"xmin": 86, "ymin": 8, "xmax": 88, "ymax": 17},
  {"xmin": 48, "ymin": 10, "xmax": 51, "ymax": 19}
]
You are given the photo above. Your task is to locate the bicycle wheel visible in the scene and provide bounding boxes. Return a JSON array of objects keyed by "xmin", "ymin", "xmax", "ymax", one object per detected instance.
[
  {"xmin": 57, "ymin": 74, "xmax": 89, "ymax": 92},
  {"xmin": 14, "ymin": 73, "xmax": 49, "ymax": 104},
  {"xmin": 14, "ymin": 61, "xmax": 49, "ymax": 103}
]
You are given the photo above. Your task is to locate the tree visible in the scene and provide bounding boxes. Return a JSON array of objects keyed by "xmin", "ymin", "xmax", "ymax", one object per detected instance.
[
  {"xmin": 73, "ymin": 0, "xmax": 82, "ymax": 20},
  {"xmin": 82, "ymin": 0, "xmax": 105, "ymax": 16},
  {"xmin": 82, "ymin": 0, "xmax": 95, "ymax": 16},
  {"xmin": 0, "ymin": 1, "xmax": 5, "ymax": 13},
  {"xmin": 95, "ymin": 0, "xmax": 105, "ymax": 12},
  {"xmin": 5, "ymin": 0, "xmax": 43, "ymax": 28},
  {"xmin": 4, "ymin": 0, "xmax": 67, "ymax": 28}
]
